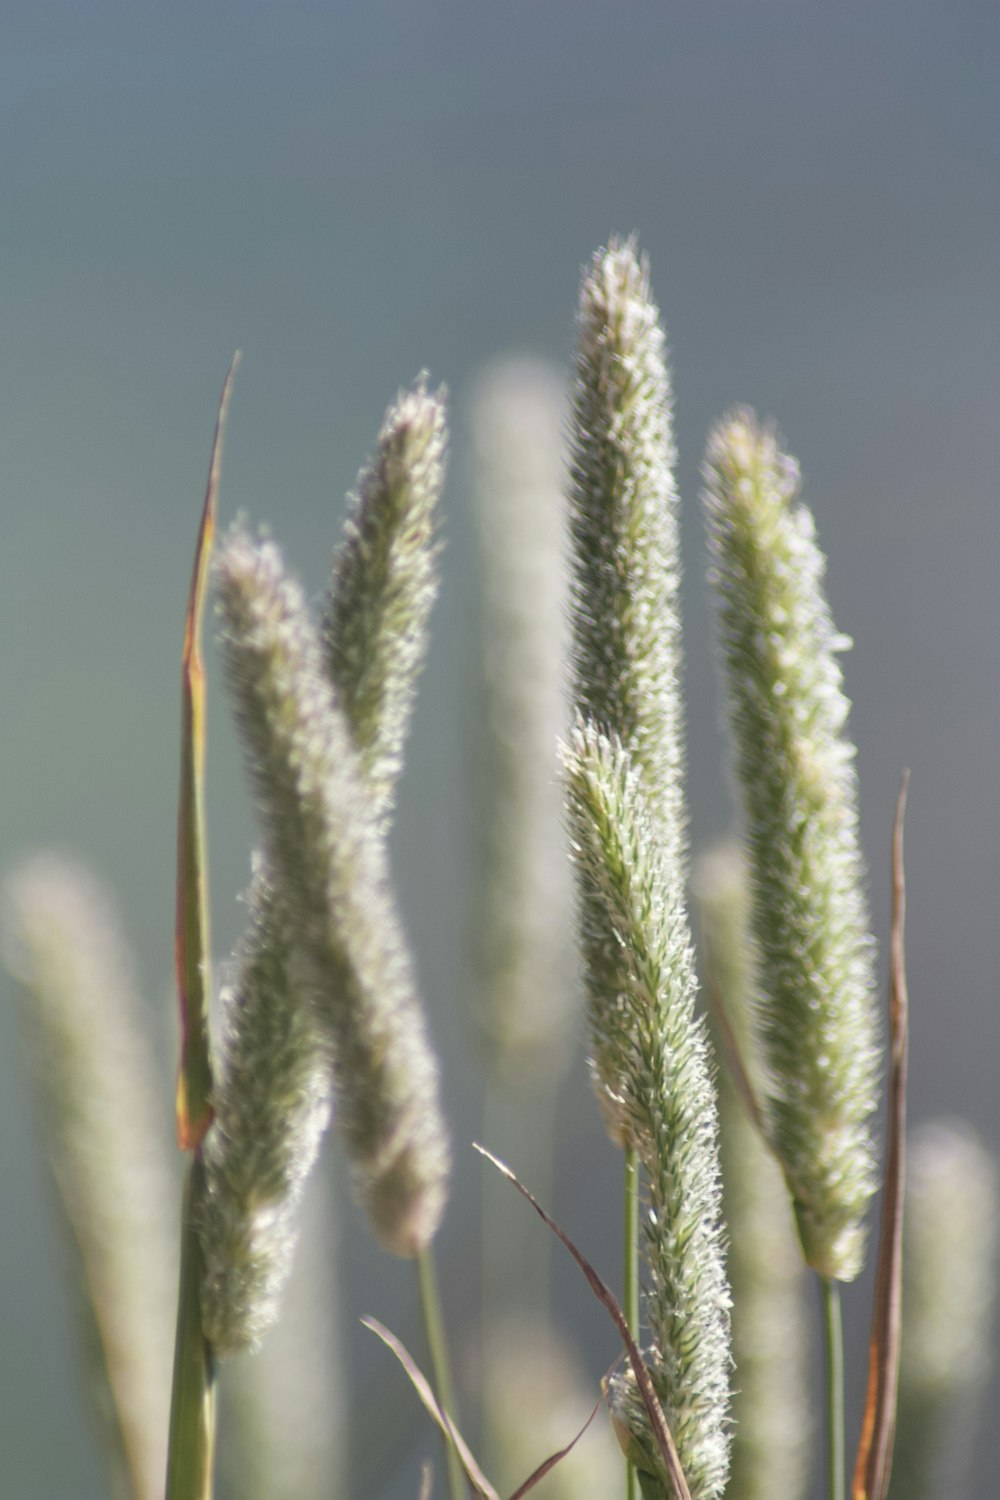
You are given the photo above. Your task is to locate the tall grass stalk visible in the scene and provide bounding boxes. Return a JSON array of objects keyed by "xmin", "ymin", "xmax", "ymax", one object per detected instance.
[
  {"xmin": 821, "ymin": 1278, "xmax": 845, "ymax": 1500},
  {"xmin": 694, "ymin": 844, "xmax": 809, "ymax": 1500},
  {"xmin": 567, "ymin": 237, "xmax": 691, "ymax": 1497}
]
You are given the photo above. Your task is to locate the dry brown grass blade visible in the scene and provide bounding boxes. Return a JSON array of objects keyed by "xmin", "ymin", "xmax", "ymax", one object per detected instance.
[
  {"xmin": 362, "ymin": 1316, "xmax": 500, "ymax": 1500},
  {"xmin": 174, "ymin": 352, "xmax": 240, "ymax": 1151},
  {"xmin": 852, "ymin": 771, "xmax": 910, "ymax": 1500},
  {"xmin": 473, "ymin": 1145, "xmax": 693, "ymax": 1500},
  {"xmin": 506, "ymin": 1393, "xmax": 603, "ymax": 1500}
]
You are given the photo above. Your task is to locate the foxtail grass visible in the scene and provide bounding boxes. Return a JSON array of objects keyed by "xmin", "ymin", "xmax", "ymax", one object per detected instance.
[
  {"xmin": 2, "ymin": 857, "xmax": 176, "ymax": 1500},
  {"xmin": 702, "ymin": 412, "xmax": 880, "ymax": 1286},
  {"xmin": 694, "ymin": 844, "xmax": 810, "ymax": 1500},
  {"xmin": 564, "ymin": 723, "xmax": 730, "ymax": 1500},
  {"xmin": 888, "ymin": 1119, "xmax": 999, "ymax": 1500}
]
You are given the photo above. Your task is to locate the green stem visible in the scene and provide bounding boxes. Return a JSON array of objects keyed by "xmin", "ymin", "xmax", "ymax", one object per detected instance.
[
  {"xmin": 417, "ymin": 1246, "xmax": 463, "ymax": 1500},
  {"xmin": 624, "ymin": 1145, "xmax": 640, "ymax": 1500},
  {"xmin": 820, "ymin": 1276, "xmax": 845, "ymax": 1500},
  {"xmin": 165, "ymin": 1156, "xmax": 216, "ymax": 1500}
]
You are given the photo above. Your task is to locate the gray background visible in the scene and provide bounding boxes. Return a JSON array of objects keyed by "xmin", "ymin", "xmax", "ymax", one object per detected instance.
[{"xmin": 1, "ymin": 3, "xmax": 997, "ymax": 1497}]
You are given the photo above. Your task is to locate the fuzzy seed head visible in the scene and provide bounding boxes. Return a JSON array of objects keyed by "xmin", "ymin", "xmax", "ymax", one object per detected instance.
[
  {"xmin": 564, "ymin": 723, "xmax": 731, "ymax": 1500},
  {"xmin": 2, "ymin": 857, "xmax": 175, "ymax": 1500},
  {"xmin": 198, "ymin": 870, "xmax": 332, "ymax": 1355},
  {"xmin": 694, "ymin": 844, "xmax": 811, "ymax": 1500},
  {"xmin": 471, "ymin": 357, "xmax": 576, "ymax": 1075},
  {"xmin": 215, "ymin": 527, "xmax": 450, "ymax": 1258},
  {"xmin": 889, "ymin": 1119, "xmax": 999, "ymax": 1500},
  {"xmin": 702, "ymin": 410, "xmax": 880, "ymax": 1282},
  {"xmin": 324, "ymin": 379, "xmax": 446, "ymax": 824},
  {"xmin": 568, "ymin": 238, "xmax": 685, "ymax": 867}
]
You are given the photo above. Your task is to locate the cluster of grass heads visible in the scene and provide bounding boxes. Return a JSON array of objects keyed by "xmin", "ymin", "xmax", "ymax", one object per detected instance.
[{"xmin": 3, "ymin": 238, "xmax": 998, "ymax": 1500}]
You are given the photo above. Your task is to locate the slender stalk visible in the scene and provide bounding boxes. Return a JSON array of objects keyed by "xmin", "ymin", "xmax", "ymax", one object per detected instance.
[
  {"xmin": 416, "ymin": 1246, "xmax": 463, "ymax": 1500},
  {"xmin": 624, "ymin": 1145, "xmax": 640, "ymax": 1500},
  {"xmin": 820, "ymin": 1277, "xmax": 845, "ymax": 1500},
  {"xmin": 166, "ymin": 1158, "xmax": 217, "ymax": 1500}
]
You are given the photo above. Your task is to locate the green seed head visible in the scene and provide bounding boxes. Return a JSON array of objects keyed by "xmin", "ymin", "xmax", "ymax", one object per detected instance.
[{"xmin": 702, "ymin": 410, "xmax": 880, "ymax": 1282}]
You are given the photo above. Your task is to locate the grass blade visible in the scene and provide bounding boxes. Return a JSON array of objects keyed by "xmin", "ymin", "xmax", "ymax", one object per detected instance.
[
  {"xmin": 165, "ymin": 1158, "xmax": 217, "ymax": 1500},
  {"xmin": 166, "ymin": 360, "xmax": 239, "ymax": 1497},
  {"xmin": 474, "ymin": 1145, "xmax": 693, "ymax": 1500},
  {"xmin": 506, "ymin": 1394, "xmax": 602, "ymax": 1500},
  {"xmin": 175, "ymin": 353, "xmax": 239, "ymax": 1151},
  {"xmin": 852, "ymin": 773, "xmax": 910, "ymax": 1500},
  {"xmin": 362, "ymin": 1315, "xmax": 499, "ymax": 1500}
]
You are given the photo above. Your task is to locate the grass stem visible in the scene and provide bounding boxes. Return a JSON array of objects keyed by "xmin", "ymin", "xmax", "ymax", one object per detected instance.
[
  {"xmin": 165, "ymin": 1157, "xmax": 217, "ymax": 1500},
  {"xmin": 416, "ymin": 1245, "xmax": 463, "ymax": 1500},
  {"xmin": 820, "ymin": 1276, "xmax": 845, "ymax": 1500},
  {"xmin": 624, "ymin": 1144, "xmax": 640, "ymax": 1500}
]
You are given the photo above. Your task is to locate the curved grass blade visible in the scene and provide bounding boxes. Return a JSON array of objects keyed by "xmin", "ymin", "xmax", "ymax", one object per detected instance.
[
  {"xmin": 362, "ymin": 1316, "xmax": 499, "ymax": 1500},
  {"xmin": 506, "ymin": 1394, "xmax": 602, "ymax": 1500},
  {"xmin": 473, "ymin": 1145, "xmax": 692, "ymax": 1500},
  {"xmin": 175, "ymin": 352, "xmax": 239, "ymax": 1151},
  {"xmin": 852, "ymin": 773, "xmax": 910, "ymax": 1500}
]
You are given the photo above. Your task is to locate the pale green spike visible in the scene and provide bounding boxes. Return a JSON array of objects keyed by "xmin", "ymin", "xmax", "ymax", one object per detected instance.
[
  {"xmin": 215, "ymin": 527, "xmax": 450, "ymax": 1259},
  {"xmin": 201, "ymin": 384, "xmax": 448, "ymax": 1354},
  {"xmin": 568, "ymin": 237, "xmax": 685, "ymax": 866},
  {"xmin": 2, "ymin": 857, "xmax": 176, "ymax": 1500},
  {"xmin": 694, "ymin": 843, "xmax": 810, "ymax": 1500},
  {"xmin": 197, "ymin": 866, "xmax": 331, "ymax": 1356},
  {"xmin": 324, "ymin": 378, "xmax": 447, "ymax": 822},
  {"xmin": 563, "ymin": 722, "xmax": 730, "ymax": 1500},
  {"xmin": 470, "ymin": 356, "xmax": 575, "ymax": 1076},
  {"xmin": 888, "ymin": 1119, "xmax": 999, "ymax": 1500},
  {"xmin": 702, "ymin": 409, "xmax": 880, "ymax": 1282}
]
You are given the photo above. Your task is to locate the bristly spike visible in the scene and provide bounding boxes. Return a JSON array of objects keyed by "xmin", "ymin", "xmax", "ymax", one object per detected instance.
[
  {"xmin": 702, "ymin": 409, "xmax": 880, "ymax": 1283},
  {"xmin": 200, "ymin": 382, "xmax": 448, "ymax": 1354},
  {"xmin": 323, "ymin": 378, "xmax": 447, "ymax": 824},
  {"xmin": 214, "ymin": 527, "xmax": 449, "ymax": 1260},
  {"xmin": 567, "ymin": 238, "xmax": 689, "ymax": 1148},
  {"xmin": 568, "ymin": 237, "xmax": 685, "ymax": 865},
  {"xmin": 470, "ymin": 356, "xmax": 575, "ymax": 1078},
  {"xmin": 2, "ymin": 857, "xmax": 176, "ymax": 1500},
  {"xmin": 563, "ymin": 723, "xmax": 731, "ymax": 1500},
  {"xmin": 694, "ymin": 844, "xmax": 811, "ymax": 1500},
  {"xmin": 887, "ymin": 1119, "xmax": 999, "ymax": 1500},
  {"xmin": 197, "ymin": 866, "xmax": 332, "ymax": 1356}
]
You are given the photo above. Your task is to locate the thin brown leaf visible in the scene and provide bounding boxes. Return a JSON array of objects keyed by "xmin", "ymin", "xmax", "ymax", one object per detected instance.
[
  {"xmin": 852, "ymin": 771, "xmax": 910, "ymax": 1500},
  {"xmin": 473, "ymin": 1144, "xmax": 693, "ymax": 1500},
  {"xmin": 419, "ymin": 1461, "xmax": 434, "ymax": 1500},
  {"xmin": 174, "ymin": 353, "xmax": 240, "ymax": 1151},
  {"xmin": 362, "ymin": 1316, "xmax": 499, "ymax": 1500},
  {"xmin": 506, "ymin": 1393, "xmax": 602, "ymax": 1500}
]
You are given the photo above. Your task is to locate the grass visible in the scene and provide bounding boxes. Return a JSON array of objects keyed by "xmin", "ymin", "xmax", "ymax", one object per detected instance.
[{"xmin": 2, "ymin": 238, "xmax": 997, "ymax": 1500}]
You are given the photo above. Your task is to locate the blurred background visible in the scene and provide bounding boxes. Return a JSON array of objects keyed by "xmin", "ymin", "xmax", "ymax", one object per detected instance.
[{"xmin": 1, "ymin": 3, "xmax": 997, "ymax": 1497}]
